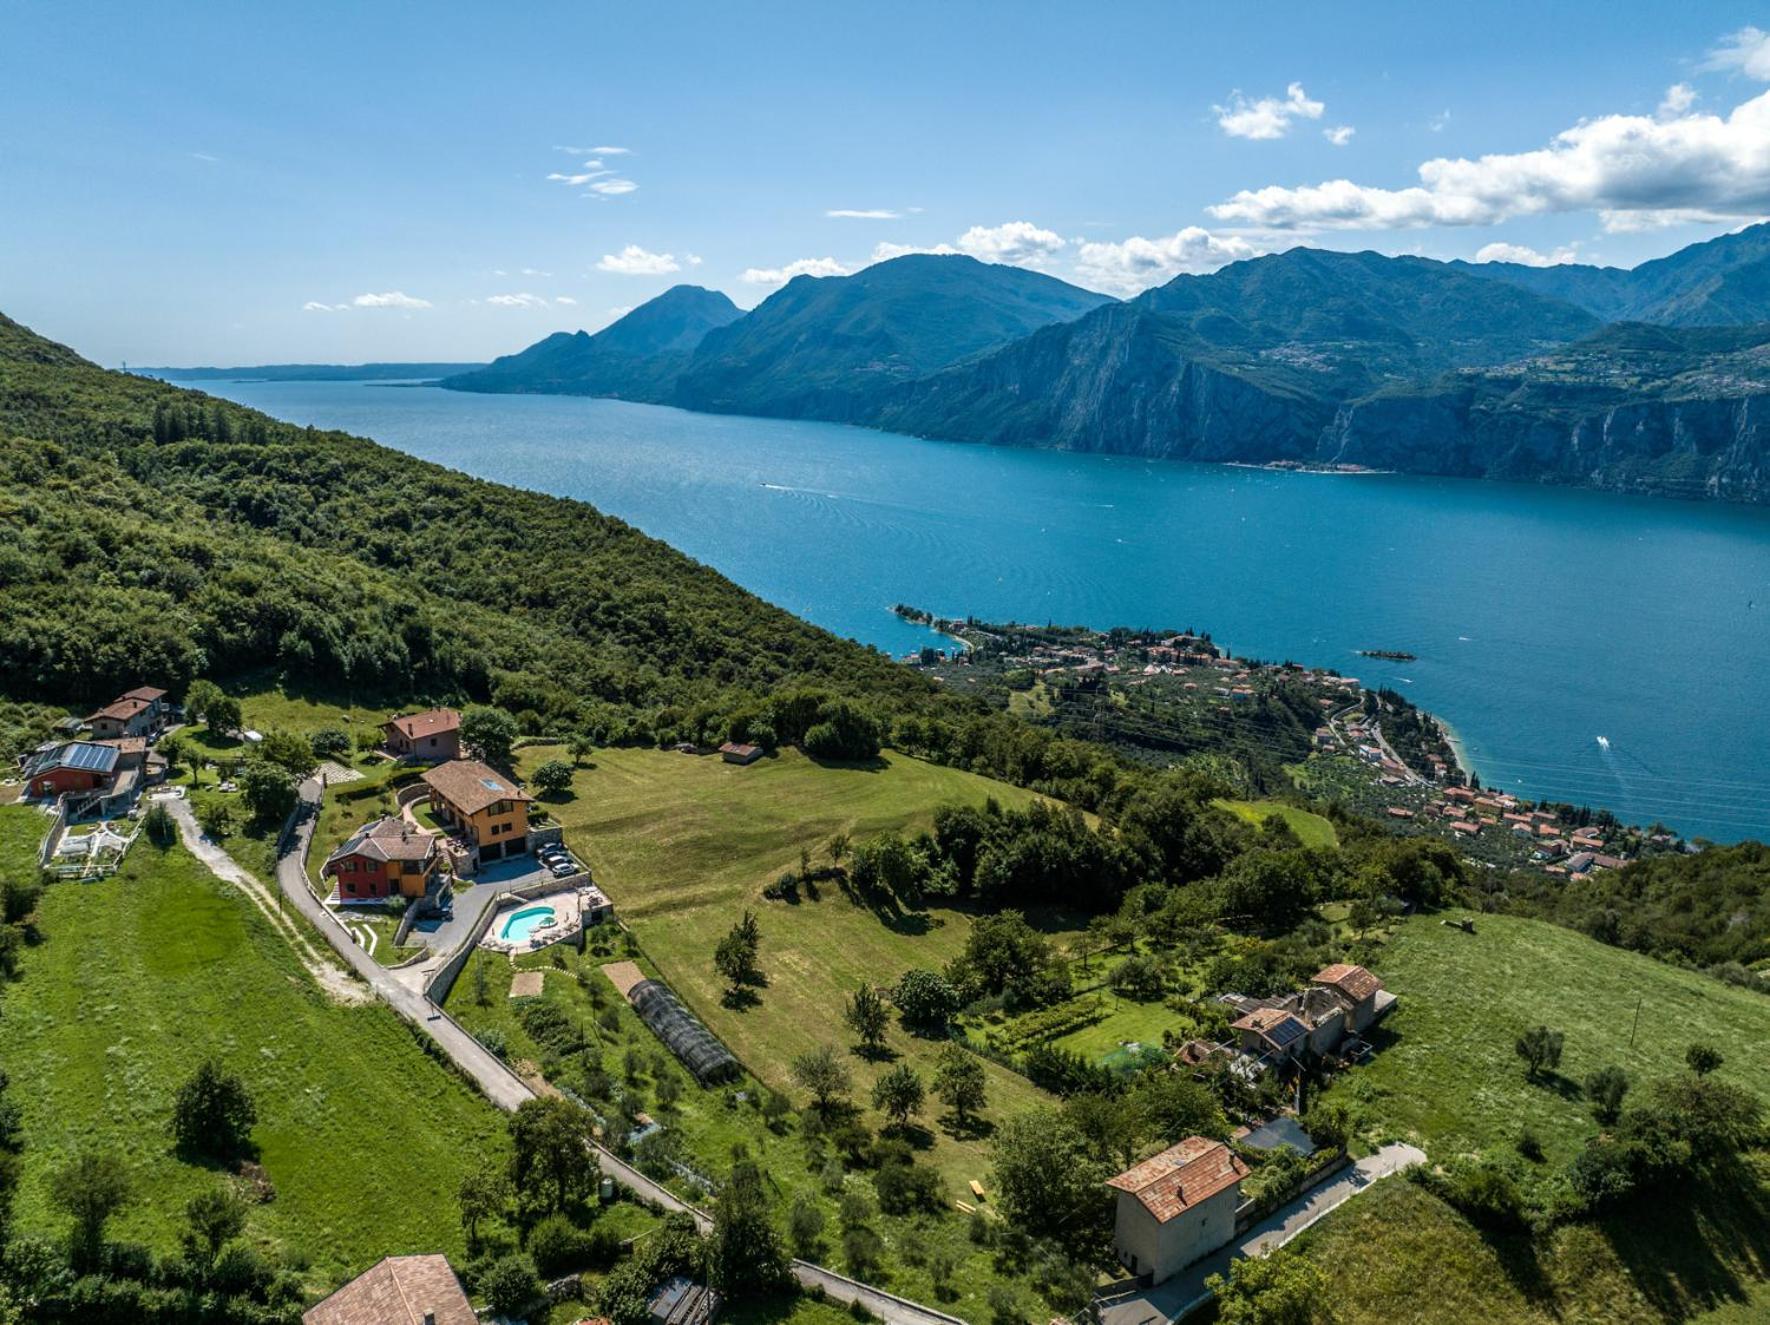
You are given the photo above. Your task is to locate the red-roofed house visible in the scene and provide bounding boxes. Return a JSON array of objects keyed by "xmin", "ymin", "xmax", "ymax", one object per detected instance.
[
  {"xmin": 321, "ymin": 817, "xmax": 440, "ymax": 901},
  {"xmin": 382, "ymin": 708, "xmax": 462, "ymax": 763},
  {"xmin": 1106, "ymin": 1137, "xmax": 1248, "ymax": 1283}
]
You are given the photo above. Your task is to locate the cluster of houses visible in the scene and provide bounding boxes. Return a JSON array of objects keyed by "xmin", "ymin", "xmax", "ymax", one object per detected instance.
[
  {"xmin": 322, "ymin": 707, "xmax": 537, "ymax": 906},
  {"xmin": 320, "ymin": 706, "xmax": 610, "ymax": 928},
  {"xmin": 1107, "ymin": 962, "xmax": 1394, "ymax": 1287},
  {"xmin": 1412, "ymin": 785, "xmax": 1630, "ymax": 873},
  {"xmin": 17, "ymin": 685, "xmax": 172, "ymax": 819}
]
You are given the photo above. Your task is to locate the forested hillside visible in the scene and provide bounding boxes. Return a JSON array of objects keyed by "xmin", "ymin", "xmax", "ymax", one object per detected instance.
[{"xmin": 0, "ymin": 312, "xmax": 923, "ymax": 731}]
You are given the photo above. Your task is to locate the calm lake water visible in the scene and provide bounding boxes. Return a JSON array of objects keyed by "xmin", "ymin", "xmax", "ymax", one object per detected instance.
[{"xmin": 198, "ymin": 379, "xmax": 1770, "ymax": 843}]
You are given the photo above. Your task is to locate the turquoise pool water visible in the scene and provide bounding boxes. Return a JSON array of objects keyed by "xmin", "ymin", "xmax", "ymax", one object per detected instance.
[{"xmin": 500, "ymin": 905, "xmax": 557, "ymax": 943}]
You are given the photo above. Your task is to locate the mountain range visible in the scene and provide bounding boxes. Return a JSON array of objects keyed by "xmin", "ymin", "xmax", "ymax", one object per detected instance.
[{"xmin": 443, "ymin": 225, "xmax": 1770, "ymax": 502}]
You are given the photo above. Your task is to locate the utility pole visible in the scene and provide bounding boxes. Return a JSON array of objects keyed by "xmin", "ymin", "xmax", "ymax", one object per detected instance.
[{"xmin": 1628, "ymin": 995, "xmax": 1643, "ymax": 1050}]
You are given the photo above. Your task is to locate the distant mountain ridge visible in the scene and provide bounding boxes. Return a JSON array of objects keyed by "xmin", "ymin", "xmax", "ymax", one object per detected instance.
[
  {"xmin": 143, "ymin": 362, "xmax": 482, "ymax": 382},
  {"xmin": 445, "ymin": 285, "xmax": 742, "ymax": 399},
  {"xmin": 441, "ymin": 225, "xmax": 1770, "ymax": 503}
]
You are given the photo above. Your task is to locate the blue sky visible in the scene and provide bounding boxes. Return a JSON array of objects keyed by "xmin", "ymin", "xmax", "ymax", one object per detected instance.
[{"xmin": 6, "ymin": 1, "xmax": 1770, "ymax": 364}]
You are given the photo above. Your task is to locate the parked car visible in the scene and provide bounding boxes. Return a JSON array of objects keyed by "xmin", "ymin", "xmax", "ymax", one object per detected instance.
[{"xmin": 548, "ymin": 861, "xmax": 579, "ymax": 878}]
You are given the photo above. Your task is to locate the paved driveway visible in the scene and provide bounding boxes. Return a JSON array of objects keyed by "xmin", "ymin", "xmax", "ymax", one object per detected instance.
[{"xmin": 1098, "ymin": 1143, "xmax": 1427, "ymax": 1325}]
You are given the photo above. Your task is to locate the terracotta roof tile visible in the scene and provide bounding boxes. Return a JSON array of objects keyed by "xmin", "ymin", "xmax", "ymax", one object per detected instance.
[
  {"xmin": 385, "ymin": 708, "xmax": 461, "ymax": 740},
  {"xmin": 303, "ymin": 1255, "xmax": 475, "ymax": 1325},
  {"xmin": 1314, "ymin": 963, "xmax": 1382, "ymax": 1003},
  {"xmin": 421, "ymin": 759, "xmax": 532, "ymax": 816},
  {"xmin": 1105, "ymin": 1137, "xmax": 1247, "ymax": 1223}
]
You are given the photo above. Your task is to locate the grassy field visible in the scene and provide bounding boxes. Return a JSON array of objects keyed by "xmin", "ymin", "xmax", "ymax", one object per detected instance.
[
  {"xmin": 1295, "ymin": 1158, "xmax": 1770, "ymax": 1325},
  {"xmin": 1216, "ymin": 798, "xmax": 1339, "ymax": 849},
  {"xmin": 0, "ymin": 806, "xmax": 508, "ymax": 1289},
  {"xmin": 1324, "ymin": 909, "xmax": 1770, "ymax": 1167},
  {"xmin": 522, "ymin": 745, "xmax": 1059, "ymax": 1195}
]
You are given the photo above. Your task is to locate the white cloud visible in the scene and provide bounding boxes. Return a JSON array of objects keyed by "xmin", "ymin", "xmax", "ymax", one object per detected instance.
[
  {"xmin": 870, "ymin": 241, "xmax": 960, "ymax": 263},
  {"xmin": 955, "ymin": 221, "xmax": 1066, "ymax": 266},
  {"xmin": 486, "ymin": 292, "xmax": 550, "ymax": 308},
  {"xmin": 301, "ymin": 300, "xmax": 339, "ymax": 312},
  {"xmin": 687, "ymin": 254, "xmax": 704, "ymax": 266},
  {"xmin": 1074, "ymin": 227, "xmax": 1264, "ymax": 293},
  {"xmin": 1659, "ymin": 83, "xmax": 1698, "ymax": 119},
  {"xmin": 1472, "ymin": 241, "xmax": 1578, "ymax": 267},
  {"xmin": 597, "ymin": 245, "xmax": 682, "ymax": 275},
  {"xmin": 548, "ymin": 169, "xmax": 610, "ymax": 186},
  {"xmin": 521, "ymin": 267, "xmax": 553, "ymax": 277},
  {"xmin": 190, "ymin": 151, "xmax": 219, "ymax": 163},
  {"xmin": 1215, "ymin": 82, "xmax": 1324, "ymax": 140},
  {"xmin": 1324, "ymin": 125, "xmax": 1356, "ymax": 147},
  {"xmin": 607, "ymin": 305, "xmax": 633, "ymax": 318},
  {"xmin": 556, "ymin": 143, "xmax": 632, "ymax": 156},
  {"xmin": 1702, "ymin": 26, "xmax": 1770, "ymax": 80},
  {"xmin": 827, "ymin": 208, "xmax": 902, "ymax": 219},
  {"xmin": 1429, "ymin": 109, "xmax": 1452, "ymax": 133},
  {"xmin": 555, "ymin": 295, "xmax": 578, "ymax": 305},
  {"xmin": 741, "ymin": 257, "xmax": 851, "ymax": 286},
  {"xmin": 589, "ymin": 178, "xmax": 638, "ymax": 196},
  {"xmin": 1209, "ymin": 85, "xmax": 1770, "ymax": 233},
  {"xmin": 351, "ymin": 291, "xmax": 431, "ymax": 309}
]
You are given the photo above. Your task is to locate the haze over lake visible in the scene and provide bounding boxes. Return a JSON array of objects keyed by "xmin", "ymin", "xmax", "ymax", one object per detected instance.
[{"xmin": 200, "ymin": 378, "xmax": 1770, "ymax": 843}]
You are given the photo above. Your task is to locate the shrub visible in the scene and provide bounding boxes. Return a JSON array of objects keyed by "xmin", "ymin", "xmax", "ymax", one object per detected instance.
[
  {"xmin": 894, "ymin": 968, "xmax": 958, "ymax": 1033},
  {"xmin": 309, "ymin": 727, "xmax": 350, "ymax": 760},
  {"xmin": 531, "ymin": 759, "xmax": 574, "ymax": 796},
  {"xmin": 171, "ymin": 1060, "xmax": 257, "ymax": 1162},
  {"xmin": 480, "ymin": 1253, "xmax": 541, "ymax": 1317},
  {"xmin": 527, "ymin": 1212, "xmax": 592, "ymax": 1277},
  {"xmin": 143, "ymin": 801, "xmax": 176, "ymax": 847}
]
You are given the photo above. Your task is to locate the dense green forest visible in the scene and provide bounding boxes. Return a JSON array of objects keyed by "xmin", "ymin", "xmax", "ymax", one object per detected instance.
[{"xmin": 0, "ymin": 313, "xmax": 927, "ymax": 725}]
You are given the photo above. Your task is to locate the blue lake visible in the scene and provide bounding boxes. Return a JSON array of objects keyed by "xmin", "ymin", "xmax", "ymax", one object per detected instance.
[{"xmin": 198, "ymin": 379, "xmax": 1770, "ymax": 843}]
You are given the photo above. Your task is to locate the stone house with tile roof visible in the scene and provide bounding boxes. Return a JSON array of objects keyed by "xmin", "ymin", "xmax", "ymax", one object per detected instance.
[
  {"xmin": 1106, "ymin": 1136, "xmax": 1248, "ymax": 1284},
  {"xmin": 382, "ymin": 707, "xmax": 461, "ymax": 763}
]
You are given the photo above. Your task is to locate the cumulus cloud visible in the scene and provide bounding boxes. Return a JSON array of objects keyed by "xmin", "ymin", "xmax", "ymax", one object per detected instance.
[
  {"xmin": 1209, "ymin": 85, "xmax": 1770, "ymax": 232},
  {"xmin": 740, "ymin": 256, "xmax": 851, "ymax": 286},
  {"xmin": 1702, "ymin": 26, "xmax": 1770, "ymax": 80},
  {"xmin": 301, "ymin": 301, "xmax": 339, "ymax": 312},
  {"xmin": 827, "ymin": 208, "xmax": 902, "ymax": 219},
  {"xmin": 955, "ymin": 221, "xmax": 1066, "ymax": 266},
  {"xmin": 486, "ymin": 292, "xmax": 550, "ymax": 308},
  {"xmin": 590, "ymin": 178, "xmax": 638, "ymax": 196},
  {"xmin": 870, "ymin": 240, "xmax": 960, "ymax": 262},
  {"xmin": 1215, "ymin": 82, "xmax": 1324, "ymax": 140},
  {"xmin": 596, "ymin": 245, "xmax": 682, "ymax": 275},
  {"xmin": 1659, "ymin": 83, "xmax": 1698, "ymax": 118},
  {"xmin": 555, "ymin": 296, "xmax": 578, "ymax": 305},
  {"xmin": 351, "ymin": 291, "xmax": 431, "ymax": 309},
  {"xmin": 1324, "ymin": 125, "xmax": 1356, "ymax": 147},
  {"xmin": 1073, "ymin": 227, "xmax": 1264, "ymax": 293},
  {"xmin": 1473, "ymin": 241, "xmax": 1578, "ymax": 267}
]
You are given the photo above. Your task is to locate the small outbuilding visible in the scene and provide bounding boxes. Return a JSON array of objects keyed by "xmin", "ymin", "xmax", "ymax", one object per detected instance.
[{"xmin": 718, "ymin": 741, "xmax": 762, "ymax": 765}]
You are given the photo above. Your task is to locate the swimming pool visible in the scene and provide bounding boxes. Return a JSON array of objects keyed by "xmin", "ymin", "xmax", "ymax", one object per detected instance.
[{"xmin": 499, "ymin": 905, "xmax": 558, "ymax": 943}]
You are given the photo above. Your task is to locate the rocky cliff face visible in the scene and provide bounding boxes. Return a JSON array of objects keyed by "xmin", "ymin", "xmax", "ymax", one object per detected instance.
[
  {"xmin": 1319, "ymin": 388, "xmax": 1770, "ymax": 501},
  {"xmin": 874, "ymin": 305, "xmax": 1330, "ymax": 461}
]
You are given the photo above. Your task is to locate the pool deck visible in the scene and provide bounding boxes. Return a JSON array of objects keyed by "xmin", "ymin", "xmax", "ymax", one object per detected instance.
[{"xmin": 479, "ymin": 883, "xmax": 609, "ymax": 955}]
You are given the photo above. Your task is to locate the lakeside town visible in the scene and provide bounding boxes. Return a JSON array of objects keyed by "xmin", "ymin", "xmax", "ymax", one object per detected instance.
[{"xmin": 891, "ymin": 607, "xmax": 1680, "ymax": 878}]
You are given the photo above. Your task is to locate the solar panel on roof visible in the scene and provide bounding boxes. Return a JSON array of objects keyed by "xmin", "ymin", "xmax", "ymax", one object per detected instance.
[
  {"xmin": 480, "ymin": 778, "xmax": 503, "ymax": 791},
  {"xmin": 1266, "ymin": 1017, "xmax": 1307, "ymax": 1048}
]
